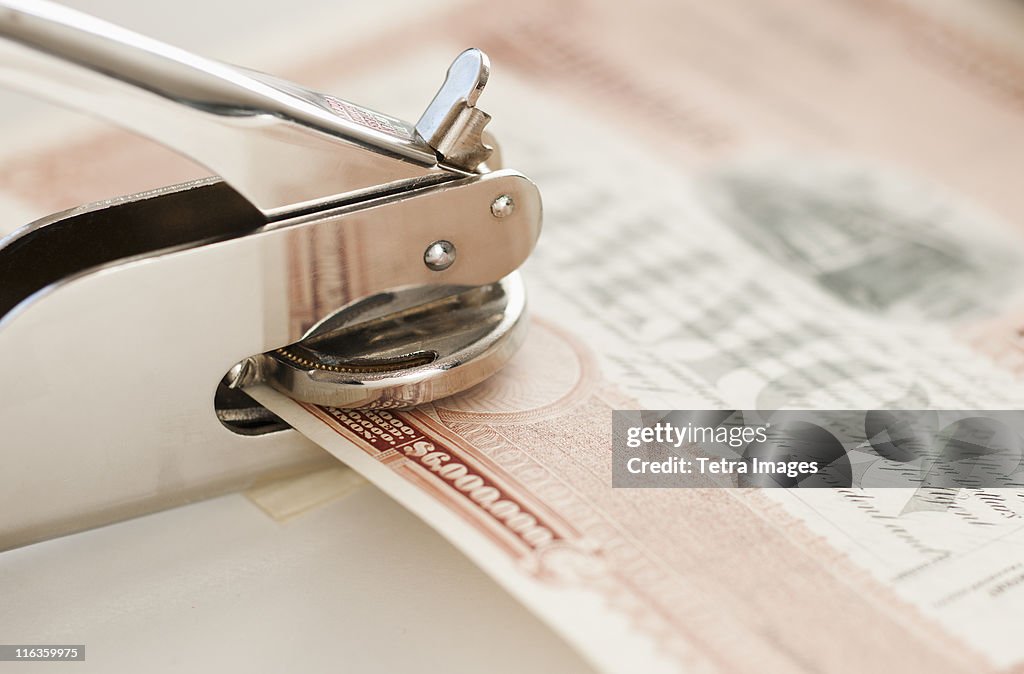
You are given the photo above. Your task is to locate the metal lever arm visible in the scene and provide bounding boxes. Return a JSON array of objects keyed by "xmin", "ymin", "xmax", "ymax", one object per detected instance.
[{"xmin": 0, "ymin": 0, "xmax": 458, "ymax": 217}]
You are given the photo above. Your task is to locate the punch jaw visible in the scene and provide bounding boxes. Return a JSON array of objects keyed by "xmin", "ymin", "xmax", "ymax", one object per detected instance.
[
  {"xmin": 225, "ymin": 169, "xmax": 542, "ymax": 409},
  {"xmin": 231, "ymin": 277, "xmax": 529, "ymax": 410}
]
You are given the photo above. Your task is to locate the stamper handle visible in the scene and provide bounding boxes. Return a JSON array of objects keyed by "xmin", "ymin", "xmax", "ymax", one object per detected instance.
[{"xmin": 0, "ymin": 0, "xmax": 472, "ymax": 217}]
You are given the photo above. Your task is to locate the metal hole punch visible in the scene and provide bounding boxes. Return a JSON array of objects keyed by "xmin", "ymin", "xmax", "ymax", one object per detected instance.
[{"xmin": 0, "ymin": 1, "xmax": 540, "ymax": 449}]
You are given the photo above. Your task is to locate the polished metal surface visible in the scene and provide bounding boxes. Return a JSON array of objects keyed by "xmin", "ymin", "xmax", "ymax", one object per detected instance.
[
  {"xmin": 0, "ymin": 169, "xmax": 541, "ymax": 547},
  {"xmin": 0, "ymin": 0, "xmax": 542, "ymax": 548},
  {"xmin": 234, "ymin": 276, "xmax": 528, "ymax": 408},
  {"xmin": 490, "ymin": 194, "xmax": 515, "ymax": 219},
  {"xmin": 415, "ymin": 48, "xmax": 493, "ymax": 171},
  {"xmin": 424, "ymin": 240, "xmax": 457, "ymax": 271},
  {"xmin": 0, "ymin": 167, "xmax": 541, "ymax": 344}
]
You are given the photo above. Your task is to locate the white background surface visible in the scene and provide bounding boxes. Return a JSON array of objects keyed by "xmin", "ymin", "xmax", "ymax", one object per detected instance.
[{"xmin": 1, "ymin": 480, "xmax": 593, "ymax": 673}]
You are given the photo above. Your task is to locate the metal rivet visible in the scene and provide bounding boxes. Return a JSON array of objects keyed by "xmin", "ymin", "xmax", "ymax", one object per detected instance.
[
  {"xmin": 490, "ymin": 194, "xmax": 514, "ymax": 218},
  {"xmin": 424, "ymin": 240, "xmax": 456, "ymax": 271}
]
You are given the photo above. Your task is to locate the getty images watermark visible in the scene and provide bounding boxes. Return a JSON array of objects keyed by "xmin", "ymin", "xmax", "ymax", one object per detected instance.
[{"xmin": 612, "ymin": 410, "xmax": 1024, "ymax": 488}]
